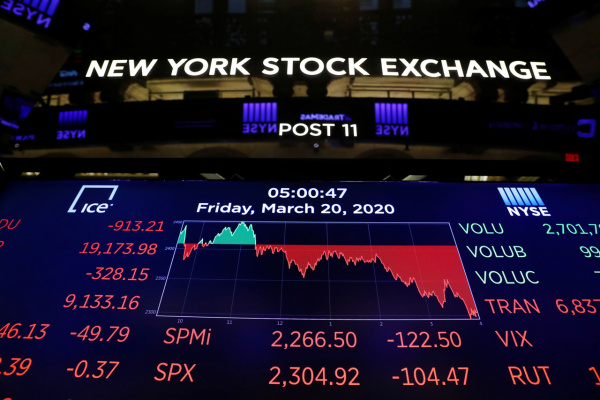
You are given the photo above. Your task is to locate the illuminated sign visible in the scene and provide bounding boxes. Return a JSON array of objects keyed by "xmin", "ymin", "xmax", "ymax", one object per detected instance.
[
  {"xmin": 565, "ymin": 153, "xmax": 580, "ymax": 162},
  {"xmin": 498, "ymin": 187, "xmax": 550, "ymax": 217},
  {"xmin": 278, "ymin": 122, "xmax": 358, "ymax": 138},
  {"xmin": 0, "ymin": 0, "xmax": 62, "ymax": 29},
  {"xmin": 48, "ymin": 70, "xmax": 84, "ymax": 90},
  {"xmin": 577, "ymin": 119, "xmax": 596, "ymax": 138},
  {"xmin": 375, "ymin": 102, "xmax": 409, "ymax": 136},
  {"xmin": 279, "ymin": 114, "xmax": 357, "ymax": 138},
  {"xmin": 10, "ymin": 133, "xmax": 35, "ymax": 141},
  {"xmin": 380, "ymin": 59, "xmax": 550, "ymax": 80},
  {"xmin": 57, "ymin": 110, "xmax": 87, "ymax": 140},
  {"xmin": 242, "ymin": 102, "xmax": 278, "ymax": 134},
  {"xmin": 241, "ymin": 102, "xmax": 358, "ymax": 138},
  {"xmin": 86, "ymin": 58, "xmax": 553, "ymax": 81},
  {"xmin": 59, "ymin": 70, "xmax": 78, "ymax": 78},
  {"xmin": 47, "ymin": 80, "xmax": 85, "ymax": 89},
  {"xmin": 488, "ymin": 118, "xmax": 597, "ymax": 137}
]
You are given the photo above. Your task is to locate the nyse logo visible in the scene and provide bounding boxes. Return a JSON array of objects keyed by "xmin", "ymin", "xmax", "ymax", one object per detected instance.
[
  {"xmin": 57, "ymin": 110, "xmax": 87, "ymax": 140},
  {"xmin": 0, "ymin": 0, "xmax": 62, "ymax": 29},
  {"xmin": 498, "ymin": 187, "xmax": 550, "ymax": 217},
  {"xmin": 68, "ymin": 185, "xmax": 119, "ymax": 214},
  {"xmin": 375, "ymin": 103, "xmax": 409, "ymax": 136},
  {"xmin": 242, "ymin": 102, "xmax": 278, "ymax": 134}
]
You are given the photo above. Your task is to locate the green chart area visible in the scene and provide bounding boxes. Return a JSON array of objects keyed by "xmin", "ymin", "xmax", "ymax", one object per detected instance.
[{"xmin": 178, "ymin": 222, "xmax": 256, "ymax": 246}]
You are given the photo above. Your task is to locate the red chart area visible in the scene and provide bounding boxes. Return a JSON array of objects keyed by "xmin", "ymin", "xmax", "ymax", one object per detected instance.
[
  {"xmin": 256, "ymin": 244, "xmax": 477, "ymax": 318},
  {"xmin": 159, "ymin": 221, "xmax": 478, "ymax": 320}
]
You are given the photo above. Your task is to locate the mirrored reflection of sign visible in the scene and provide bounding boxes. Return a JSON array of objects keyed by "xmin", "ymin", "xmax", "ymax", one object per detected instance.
[
  {"xmin": 242, "ymin": 102, "xmax": 278, "ymax": 134},
  {"xmin": 56, "ymin": 110, "xmax": 87, "ymax": 141},
  {"xmin": 0, "ymin": 0, "xmax": 62, "ymax": 29},
  {"xmin": 47, "ymin": 70, "xmax": 85, "ymax": 91},
  {"xmin": 375, "ymin": 103, "xmax": 409, "ymax": 137},
  {"xmin": 241, "ymin": 102, "xmax": 360, "ymax": 139}
]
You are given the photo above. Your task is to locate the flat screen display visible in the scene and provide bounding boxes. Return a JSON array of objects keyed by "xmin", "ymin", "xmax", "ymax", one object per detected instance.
[{"xmin": 0, "ymin": 180, "xmax": 599, "ymax": 399}]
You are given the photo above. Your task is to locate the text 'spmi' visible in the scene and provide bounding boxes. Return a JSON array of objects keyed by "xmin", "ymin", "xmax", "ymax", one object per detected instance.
[
  {"xmin": 498, "ymin": 188, "xmax": 545, "ymax": 207},
  {"xmin": 243, "ymin": 103, "xmax": 278, "ymax": 123}
]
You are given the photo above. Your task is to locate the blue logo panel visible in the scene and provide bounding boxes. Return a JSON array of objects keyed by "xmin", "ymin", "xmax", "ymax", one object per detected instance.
[
  {"xmin": 498, "ymin": 187, "xmax": 544, "ymax": 206},
  {"xmin": 20, "ymin": 0, "xmax": 61, "ymax": 16},
  {"xmin": 243, "ymin": 102, "xmax": 278, "ymax": 123},
  {"xmin": 58, "ymin": 110, "xmax": 88, "ymax": 129},
  {"xmin": 374, "ymin": 103, "xmax": 408, "ymax": 125}
]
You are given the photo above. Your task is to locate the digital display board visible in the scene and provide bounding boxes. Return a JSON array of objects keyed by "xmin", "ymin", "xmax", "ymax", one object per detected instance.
[{"xmin": 1, "ymin": 180, "xmax": 599, "ymax": 399}]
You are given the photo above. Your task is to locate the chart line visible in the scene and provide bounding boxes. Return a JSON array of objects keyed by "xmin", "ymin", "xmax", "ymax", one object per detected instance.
[{"xmin": 157, "ymin": 221, "xmax": 479, "ymax": 321}]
